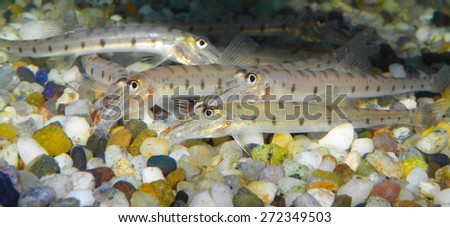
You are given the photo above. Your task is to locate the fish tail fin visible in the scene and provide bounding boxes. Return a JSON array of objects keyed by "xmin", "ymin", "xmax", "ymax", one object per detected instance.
[
  {"xmin": 432, "ymin": 99, "xmax": 450, "ymax": 121},
  {"xmin": 412, "ymin": 101, "xmax": 447, "ymax": 132},
  {"xmin": 431, "ymin": 65, "xmax": 450, "ymax": 93}
]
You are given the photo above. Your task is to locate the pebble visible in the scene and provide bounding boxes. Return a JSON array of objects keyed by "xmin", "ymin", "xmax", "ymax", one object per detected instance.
[
  {"xmin": 128, "ymin": 129, "xmax": 158, "ymax": 156},
  {"xmin": 292, "ymin": 193, "xmax": 322, "ymax": 207},
  {"xmin": 341, "ymin": 151, "xmax": 361, "ymax": 172},
  {"xmin": 392, "ymin": 127, "xmax": 412, "ymax": 143},
  {"xmin": 427, "ymin": 154, "xmax": 450, "ymax": 167},
  {"xmin": 64, "ymin": 99, "xmax": 91, "ymax": 116},
  {"xmin": 50, "ymin": 197, "xmax": 80, "ymax": 207},
  {"xmin": 365, "ymin": 195, "xmax": 391, "ymax": 207},
  {"xmin": 140, "ymin": 137, "xmax": 170, "ymax": 157},
  {"xmin": 416, "ymin": 26, "xmax": 431, "ymax": 42},
  {"xmin": 189, "ymin": 191, "xmax": 216, "ymax": 207},
  {"xmin": 70, "ymin": 146, "xmax": 87, "ymax": 170},
  {"xmin": 35, "ymin": 68, "xmax": 47, "ymax": 86},
  {"xmin": 351, "ymin": 138, "xmax": 374, "ymax": 157},
  {"xmin": 24, "ymin": 92, "xmax": 44, "ymax": 107},
  {"xmin": 332, "ymin": 194, "xmax": 352, "ymax": 207},
  {"xmin": 147, "ymin": 155, "xmax": 177, "ymax": 176},
  {"xmin": 271, "ymin": 133, "xmax": 293, "ymax": 148},
  {"xmin": 18, "ymin": 170, "xmax": 40, "ymax": 191},
  {"xmin": 419, "ymin": 180, "xmax": 441, "ymax": 198},
  {"xmin": 238, "ymin": 159, "xmax": 266, "ymax": 181},
  {"xmin": 283, "ymin": 158, "xmax": 309, "ymax": 179},
  {"xmin": 210, "ymin": 184, "xmax": 234, "ymax": 207},
  {"xmin": 86, "ymin": 157, "xmax": 106, "ymax": 169},
  {"xmin": 105, "ymin": 145, "xmax": 130, "ymax": 167},
  {"xmin": 84, "ymin": 167, "xmax": 116, "ymax": 188},
  {"xmin": 177, "ymin": 156, "xmax": 201, "ymax": 180},
  {"xmin": 130, "ymin": 191, "xmax": 162, "ymax": 207},
  {"xmin": 259, "ymin": 165, "xmax": 285, "ymax": 183},
  {"xmin": 0, "ymin": 64, "xmax": 16, "ymax": 90},
  {"xmin": 373, "ymin": 132, "xmax": 399, "ymax": 153},
  {"xmin": 43, "ymin": 82, "xmax": 65, "ymax": 99},
  {"xmin": 55, "ymin": 87, "xmax": 79, "ymax": 108},
  {"xmin": 406, "ymin": 167, "xmax": 429, "ymax": 194},
  {"xmin": 0, "ymin": 172, "xmax": 19, "ymax": 206},
  {"xmin": 107, "ymin": 128, "xmax": 133, "ymax": 150},
  {"xmin": 366, "ymin": 149, "xmax": 403, "ymax": 178},
  {"xmin": 232, "ymin": 187, "xmax": 264, "ymax": 207},
  {"xmin": 389, "ymin": 63, "xmax": 406, "ymax": 78},
  {"xmin": 318, "ymin": 123, "xmax": 354, "ymax": 150},
  {"xmin": 125, "ymin": 119, "xmax": 148, "ymax": 139},
  {"xmin": 223, "ymin": 175, "xmax": 241, "ymax": 196},
  {"xmin": 142, "ymin": 167, "xmax": 165, "ymax": 183},
  {"xmin": 16, "ymin": 136, "xmax": 47, "ymax": 165},
  {"xmin": 138, "ymin": 180, "xmax": 174, "ymax": 207},
  {"xmin": 251, "ymin": 144, "xmax": 288, "ymax": 165},
  {"xmin": 337, "ymin": 176, "xmax": 374, "ymax": 206},
  {"xmin": 18, "ymin": 186, "xmax": 56, "ymax": 207},
  {"xmin": 54, "ymin": 153, "xmax": 73, "ymax": 169},
  {"xmin": 371, "ymin": 179, "xmax": 401, "ymax": 203},
  {"xmin": 246, "ymin": 181, "xmax": 278, "ymax": 206},
  {"xmin": 65, "ymin": 189, "xmax": 95, "ymax": 207},
  {"xmin": 93, "ymin": 186, "xmax": 129, "ymax": 207},
  {"xmin": 277, "ymin": 177, "xmax": 308, "ymax": 194},
  {"xmin": 26, "ymin": 154, "xmax": 60, "ymax": 178},
  {"xmin": 111, "ymin": 158, "xmax": 139, "ymax": 179},
  {"xmin": 17, "ymin": 66, "xmax": 35, "ymax": 83},
  {"xmin": 13, "ymin": 101, "xmax": 33, "ymax": 116},
  {"xmin": 307, "ymin": 188, "xmax": 335, "ymax": 207},
  {"xmin": 0, "ymin": 143, "xmax": 18, "ymax": 167},
  {"xmin": 32, "ymin": 122, "xmax": 72, "ymax": 156},
  {"xmin": 188, "ymin": 145, "xmax": 214, "ymax": 167},
  {"xmin": 63, "ymin": 116, "xmax": 91, "ymax": 146},
  {"xmin": 333, "ymin": 164, "xmax": 355, "ymax": 183},
  {"xmin": 113, "ymin": 180, "xmax": 136, "ymax": 202},
  {"xmin": 415, "ymin": 129, "xmax": 448, "ymax": 154},
  {"xmin": 434, "ymin": 188, "xmax": 450, "ymax": 205},
  {"xmin": 41, "ymin": 175, "xmax": 73, "ymax": 199},
  {"xmin": 70, "ymin": 171, "xmax": 96, "ymax": 191},
  {"xmin": 402, "ymin": 156, "xmax": 428, "ymax": 178},
  {"xmin": 296, "ymin": 149, "xmax": 322, "ymax": 169}
]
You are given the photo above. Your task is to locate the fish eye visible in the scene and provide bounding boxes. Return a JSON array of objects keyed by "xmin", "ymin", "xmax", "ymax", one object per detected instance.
[
  {"xmin": 245, "ymin": 73, "xmax": 258, "ymax": 85},
  {"xmin": 196, "ymin": 38, "xmax": 208, "ymax": 49},
  {"xmin": 128, "ymin": 80, "xmax": 140, "ymax": 91},
  {"xmin": 204, "ymin": 108, "xmax": 214, "ymax": 118}
]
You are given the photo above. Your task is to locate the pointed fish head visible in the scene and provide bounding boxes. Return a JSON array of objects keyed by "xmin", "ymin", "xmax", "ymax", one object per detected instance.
[{"xmin": 175, "ymin": 35, "xmax": 220, "ymax": 65}]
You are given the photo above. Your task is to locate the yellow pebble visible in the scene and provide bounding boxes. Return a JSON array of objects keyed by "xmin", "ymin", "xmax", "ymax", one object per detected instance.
[
  {"xmin": 271, "ymin": 133, "xmax": 293, "ymax": 148},
  {"xmin": 443, "ymin": 86, "xmax": 450, "ymax": 99},
  {"xmin": 10, "ymin": 4, "xmax": 24, "ymax": 14},
  {"xmin": 0, "ymin": 123, "xmax": 18, "ymax": 142}
]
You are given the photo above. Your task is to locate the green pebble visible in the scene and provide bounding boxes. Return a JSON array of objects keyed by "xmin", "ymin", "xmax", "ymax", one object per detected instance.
[
  {"xmin": 32, "ymin": 122, "xmax": 72, "ymax": 156},
  {"xmin": 125, "ymin": 119, "xmax": 148, "ymax": 139},
  {"xmin": 282, "ymin": 158, "xmax": 309, "ymax": 180},
  {"xmin": 232, "ymin": 187, "xmax": 264, "ymax": 207},
  {"xmin": 26, "ymin": 154, "xmax": 60, "ymax": 178},
  {"xmin": 251, "ymin": 144, "xmax": 288, "ymax": 165},
  {"xmin": 128, "ymin": 129, "xmax": 158, "ymax": 156},
  {"xmin": 356, "ymin": 159, "xmax": 377, "ymax": 177},
  {"xmin": 312, "ymin": 169, "xmax": 344, "ymax": 186}
]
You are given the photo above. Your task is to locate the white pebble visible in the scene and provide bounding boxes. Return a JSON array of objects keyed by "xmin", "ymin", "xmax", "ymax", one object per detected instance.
[
  {"xmin": 169, "ymin": 146, "xmax": 190, "ymax": 161},
  {"xmin": 105, "ymin": 145, "xmax": 130, "ymax": 167},
  {"xmin": 0, "ymin": 143, "xmax": 18, "ymax": 167},
  {"xmin": 54, "ymin": 153, "xmax": 73, "ymax": 169},
  {"xmin": 130, "ymin": 155, "xmax": 148, "ymax": 177},
  {"xmin": 351, "ymin": 138, "xmax": 374, "ymax": 157},
  {"xmin": 86, "ymin": 157, "xmax": 106, "ymax": 169},
  {"xmin": 47, "ymin": 69, "xmax": 65, "ymax": 85},
  {"xmin": 419, "ymin": 180, "xmax": 441, "ymax": 198},
  {"xmin": 60, "ymin": 166, "xmax": 79, "ymax": 177},
  {"xmin": 63, "ymin": 116, "xmax": 91, "ymax": 146},
  {"xmin": 56, "ymin": 88, "xmax": 79, "ymax": 109},
  {"xmin": 342, "ymin": 151, "xmax": 361, "ymax": 172},
  {"xmin": 415, "ymin": 129, "xmax": 448, "ymax": 154},
  {"xmin": 337, "ymin": 176, "xmax": 374, "ymax": 206},
  {"xmin": 16, "ymin": 136, "xmax": 48, "ymax": 165},
  {"xmin": 246, "ymin": 181, "xmax": 278, "ymax": 206},
  {"xmin": 389, "ymin": 63, "xmax": 406, "ymax": 78},
  {"xmin": 110, "ymin": 14, "xmax": 123, "ymax": 22},
  {"xmin": 65, "ymin": 189, "xmax": 95, "ymax": 207},
  {"xmin": 434, "ymin": 188, "xmax": 450, "ymax": 205},
  {"xmin": 296, "ymin": 149, "xmax": 322, "ymax": 169},
  {"xmin": 318, "ymin": 123, "xmax": 354, "ymax": 150},
  {"xmin": 398, "ymin": 97, "xmax": 417, "ymax": 110},
  {"xmin": 65, "ymin": 99, "xmax": 92, "ymax": 116},
  {"xmin": 307, "ymin": 188, "xmax": 335, "ymax": 207},
  {"xmin": 41, "ymin": 175, "xmax": 73, "ymax": 199},
  {"xmin": 45, "ymin": 115, "xmax": 67, "ymax": 126},
  {"xmin": 210, "ymin": 184, "xmax": 233, "ymax": 207},
  {"xmin": 189, "ymin": 191, "xmax": 216, "ymax": 207},
  {"xmin": 392, "ymin": 127, "xmax": 412, "ymax": 143},
  {"xmin": 62, "ymin": 66, "xmax": 82, "ymax": 85},
  {"xmin": 237, "ymin": 132, "xmax": 265, "ymax": 146},
  {"xmin": 142, "ymin": 167, "xmax": 165, "ymax": 183},
  {"xmin": 70, "ymin": 172, "xmax": 96, "ymax": 191},
  {"xmin": 140, "ymin": 137, "xmax": 169, "ymax": 157},
  {"xmin": 406, "ymin": 167, "xmax": 428, "ymax": 194},
  {"xmin": 416, "ymin": 26, "xmax": 431, "ymax": 42}
]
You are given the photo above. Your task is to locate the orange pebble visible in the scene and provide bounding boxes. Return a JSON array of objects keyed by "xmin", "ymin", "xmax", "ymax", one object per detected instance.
[{"xmin": 373, "ymin": 128, "xmax": 394, "ymax": 137}]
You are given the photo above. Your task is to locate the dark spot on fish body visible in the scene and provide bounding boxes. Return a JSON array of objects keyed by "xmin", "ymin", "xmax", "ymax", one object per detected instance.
[
  {"xmin": 108, "ymin": 75, "xmax": 112, "ymax": 82},
  {"xmin": 169, "ymin": 83, "xmax": 174, "ymax": 90},
  {"xmin": 200, "ymin": 79, "xmax": 205, "ymax": 89},
  {"xmin": 397, "ymin": 116, "xmax": 401, "ymax": 121},
  {"xmin": 347, "ymin": 119, "xmax": 352, "ymax": 124},
  {"xmin": 188, "ymin": 26, "xmax": 194, "ymax": 32},
  {"xmin": 64, "ymin": 45, "xmax": 69, "ymax": 51},
  {"xmin": 213, "ymin": 64, "xmax": 224, "ymax": 72},
  {"xmin": 6, "ymin": 46, "xmax": 10, "ymax": 51},
  {"xmin": 48, "ymin": 46, "xmax": 52, "ymax": 52},
  {"xmin": 381, "ymin": 117, "xmax": 384, "ymax": 122},
  {"xmin": 313, "ymin": 86, "xmax": 318, "ymax": 95},
  {"xmin": 421, "ymin": 84, "xmax": 425, "ymax": 89},
  {"xmin": 90, "ymin": 67, "xmax": 94, "ymax": 75},
  {"xmin": 185, "ymin": 79, "xmax": 190, "ymax": 90},
  {"xmin": 365, "ymin": 85, "xmax": 369, "ymax": 91},
  {"xmin": 291, "ymin": 84, "xmax": 296, "ymax": 93},
  {"xmin": 18, "ymin": 47, "xmax": 22, "ymax": 53},
  {"xmin": 351, "ymin": 86, "xmax": 356, "ymax": 93},
  {"xmin": 101, "ymin": 70, "xmax": 105, "ymax": 78},
  {"xmin": 179, "ymin": 65, "xmax": 188, "ymax": 73},
  {"xmin": 193, "ymin": 65, "xmax": 202, "ymax": 73},
  {"xmin": 327, "ymin": 119, "xmax": 332, "ymax": 125},
  {"xmin": 282, "ymin": 82, "xmax": 286, "ymax": 88},
  {"xmin": 100, "ymin": 39, "xmax": 106, "ymax": 48},
  {"xmin": 81, "ymin": 41, "xmax": 86, "ymax": 49},
  {"xmin": 392, "ymin": 85, "xmax": 396, "ymax": 92},
  {"xmin": 366, "ymin": 118, "xmax": 370, "ymax": 124},
  {"xmin": 271, "ymin": 116, "xmax": 276, "ymax": 126},
  {"xmin": 299, "ymin": 118, "xmax": 305, "ymax": 126},
  {"xmin": 376, "ymin": 86, "xmax": 381, "ymax": 92},
  {"xmin": 403, "ymin": 85, "xmax": 406, "ymax": 89},
  {"xmin": 131, "ymin": 38, "xmax": 136, "ymax": 46},
  {"xmin": 410, "ymin": 85, "xmax": 414, "ymax": 90},
  {"xmin": 218, "ymin": 78, "xmax": 223, "ymax": 89}
]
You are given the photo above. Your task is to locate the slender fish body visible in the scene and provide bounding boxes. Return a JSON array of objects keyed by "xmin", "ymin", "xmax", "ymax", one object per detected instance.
[
  {"xmin": 160, "ymin": 102, "xmax": 419, "ymax": 144},
  {"xmin": 80, "ymin": 55, "xmax": 129, "ymax": 93}
]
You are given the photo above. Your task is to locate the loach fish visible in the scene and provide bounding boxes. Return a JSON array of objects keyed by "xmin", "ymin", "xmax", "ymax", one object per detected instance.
[
  {"xmin": 160, "ymin": 101, "xmax": 432, "ymax": 145},
  {"xmin": 0, "ymin": 24, "xmax": 221, "ymax": 68}
]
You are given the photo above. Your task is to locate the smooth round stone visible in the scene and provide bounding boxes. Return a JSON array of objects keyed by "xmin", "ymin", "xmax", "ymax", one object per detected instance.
[
  {"xmin": 70, "ymin": 171, "xmax": 95, "ymax": 191},
  {"xmin": 16, "ymin": 136, "xmax": 48, "ymax": 165},
  {"xmin": 366, "ymin": 149, "xmax": 403, "ymax": 178},
  {"xmin": 18, "ymin": 186, "xmax": 56, "ymax": 207},
  {"xmin": 128, "ymin": 129, "xmax": 158, "ymax": 156},
  {"xmin": 63, "ymin": 116, "xmax": 91, "ymax": 146},
  {"xmin": 24, "ymin": 92, "xmax": 44, "ymax": 107},
  {"xmin": 277, "ymin": 177, "xmax": 307, "ymax": 194},
  {"xmin": 373, "ymin": 132, "xmax": 399, "ymax": 153},
  {"xmin": 111, "ymin": 158, "xmax": 138, "ymax": 178},
  {"xmin": 18, "ymin": 170, "xmax": 40, "ymax": 191},
  {"xmin": 318, "ymin": 159, "xmax": 336, "ymax": 172},
  {"xmin": 125, "ymin": 119, "xmax": 148, "ymax": 139},
  {"xmin": 56, "ymin": 88, "xmax": 79, "ymax": 108},
  {"xmin": 259, "ymin": 165, "xmax": 285, "ymax": 184},
  {"xmin": 0, "ymin": 143, "xmax": 18, "ymax": 168},
  {"xmin": 0, "ymin": 64, "xmax": 15, "ymax": 90},
  {"xmin": 41, "ymin": 175, "xmax": 73, "ymax": 199},
  {"xmin": 427, "ymin": 154, "xmax": 450, "ymax": 167},
  {"xmin": 70, "ymin": 146, "xmax": 87, "ymax": 170},
  {"xmin": 54, "ymin": 153, "xmax": 73, "ymax": 169},
  {"xmin": 105, "ymin": 145, "xmax": 130, "ymax": 167},
  {"xmin": 142, "ymin": 167, "xmax": 165, "ymax": 183},
  {"xmin": 65, "ymin": 189, "xmax": 95, "ymax": 207},
  {"xmin": 224, "ymin": 175, "xmax": 242, "ymax": 195},
  {"xmin": 337, "ymin": 176, "xmax": 374, "ymax": 206},
  {"xmin": 0, "ymin": 123, "xmax": 18, "ymax": 142},
  {"xmin": 318, "ymin": 123, "xmax": 354, "ymax": 150},
  {"xmin": 84, "ymin": 167, "xmax": 116, "ymax": 188},
  {"xmin": 389, "ymin": 63, "xmax": 406, "ymax": 78},
  {"xmin": 416, "ymin": 129, "xmax": 448, "ymax": 154},
  {"xmin": 85, "ymin": 132, "xmax": 108, "ymax": 157},
  {"xmin": 166, "ymin": 168, "xmax": 186, "ymax": 188},
  {"xmin": 86, "ymin": 157, "xmax": 105, "ymax": 169},
  {"xmin": 211, "ymin": 184, "xmax": 234, "ymax": 207},
  {"xmin": 130, "ymin": 191, "xmax": 162, "ymax": 207},
  {"xmin": 351, "ymin": 138, "xmax": 374, "ymax": 157},
  {"xmin": 406, "ymin": 167, "xmax": 429, "ymax": 194},
  {"xmin": 333, "ymin": 163, "xmax": 355, "ymax": 183},
  {"xmin": 434, "ymin": 188, "xmax": 450, "ymax": 205},
  {"xmin": 113, "ymin": 180, "xmax": 136, "ymax": 202},
  {"xmin": 419, "ymin": 180, "xmax": 441, "ymax": 198},
  {"xmin": 307, "ymin": 188, "xmax": 335, "ymax": 207},
  {"xmin": 292, "ymin": 193, "xmax": 322, "ymax": 207},
  {"xmin": 283, "ymin": 158, "xmax": 309, "ymax": 179},
  {"xmin": 26, "ymin": 154, "xmax": 60, "ymax": 178},
  {"xmin": 64, "ymin": 99, "xmax": 91, "ymax": 116},
  {"xmin": 238, "ymin": 159, "xmax": 265, "ymax": 181},
  {"xmin": 138, "ymin": 180, "xmax": 174, "ymax": 207},
  {"xmin": 107, "ymin": 128, "xmax": 133, "ymax": 149},
  {"xmin": 50, "ymin": 197, "xmax": 80, "ymax": 207},
  {"xmin": 251, "ymin": 144, "xmax": 288, "ymax": 165},
  {"xmin": 93, "ymin": 185, "xmax": 129, "ymax": 207},
  {"xmin": 147, "ymin": 155, "xmax": 177, "ymax": 176},
  {"xmin": 177, "ymin": 156, "xmax": 201, "ymax": 180},
  {"xmin": 17, "ymin": 66, "xmax": 35, "ymax": 82},
  {"xmin": 190, "ymin": 191, "xmax": 216, "ymax": 207},
  {"xmin": 342, "ymin": 151, "xmax": 361, "ymax": 172},
  {"xmin": 372, "ymin": 179, "xmax": 401, "ymax": 203},
  {"xmin": 332, "ymin": 194, "xmax": 352, "ymax": 207},
  {"xmin": 175, "ymin": 190, "xmax": 189, "ymax": 203},
  {"xmin": 140, "ymin": 137, "xmax": 169, "ymax": 157},
  {"xmin": 271, "ymin": 133, "xmax": 293, "ymax": 148},
  {"xmin": 0, "ymin": 172, "xmax": 20, "ymax": 206},
  {"xmin": 232, "ymin": 187, "xmax": 264, "ymax": 207},
  {"xmin": 416, "ymin": 26, "xmax": 431, "ymax": 42},
  {"xmin": 366, "ymin": 195, "xmax": 392, "ymax": 207},
  {"xmin": 296, "ymin": 149, "xmax": 322, "ymax": 169},
  {"xmin": 169, "ymin": 146, "xmax": 190, "ymax": 161},
  {"xmin": 32, "ymin": 122, "xmax": 73, "ymax": 156},
  {"xmin": 246, "ymin": 181, "xmax": 278, "ymax": 206},
  {"xmin": 392, "ymin": 127, "xmax": 412, "ymax": 143}
]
